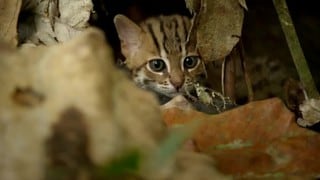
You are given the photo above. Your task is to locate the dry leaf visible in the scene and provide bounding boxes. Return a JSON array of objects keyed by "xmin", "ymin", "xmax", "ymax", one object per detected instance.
[
  {"xmin": 162, "ymin": 98, "xmax": 320, "ymax": 178},
  {"xmin": 298, "ymin": 98, "xmax": 320, "ymax": 127},
  {"xmin": 0, "ymin": 0, "xmax": 22, "ymax": 46},
  {"xmin": 185, "ymin": 0, "xmax": 246, "ymax": 61},
  {"xmin": 18, "ymin": 0, "xmax": 93, "ymax": 45}
]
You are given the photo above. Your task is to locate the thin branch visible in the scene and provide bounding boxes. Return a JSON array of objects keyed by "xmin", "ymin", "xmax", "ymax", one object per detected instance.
[
  {"xmin": 238, "ymin": 41, "xmax": 254, "ymax": 102},
  {"xmin": 273, "ymin": 0, "xmax": 319, "ymax": 98},
  {"xmin": 223, "ymin": 49, "xmax": 236, "ymax": 101}
]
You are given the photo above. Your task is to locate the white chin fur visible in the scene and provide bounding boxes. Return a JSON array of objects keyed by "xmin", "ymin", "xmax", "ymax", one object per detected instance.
[
  {"xmin": 154, "ymin": 85, "xmax": 182, "ymax": 97},
  {"xmin": 163, "ymin": 91, "xmax": 180, "ymax": 97}
]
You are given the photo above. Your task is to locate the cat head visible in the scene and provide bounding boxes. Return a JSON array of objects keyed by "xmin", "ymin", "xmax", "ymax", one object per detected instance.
[{"xmin": 114, "ymin": 14, "xmax": 206, "ymax": 97}]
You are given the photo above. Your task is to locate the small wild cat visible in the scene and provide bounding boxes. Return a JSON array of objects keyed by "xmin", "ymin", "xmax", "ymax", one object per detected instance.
[{"xmin": 113, "ymin": 14, "xmax": 207, "ymax": 98}]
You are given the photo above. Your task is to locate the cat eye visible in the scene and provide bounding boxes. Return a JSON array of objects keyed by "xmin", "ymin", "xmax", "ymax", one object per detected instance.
[
  {"xmin": 148, "ymin": 59, "xmax": 166, "ymax": 72},
  {"xmin": 183, "ymin": 56, "xmax": 199, "ymax": 69}
]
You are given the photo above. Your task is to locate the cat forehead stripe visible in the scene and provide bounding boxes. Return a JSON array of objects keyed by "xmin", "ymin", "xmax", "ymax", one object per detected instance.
[
  {"xmin": 141, "ymin": 15, "xmax": 191, "ymax": 56},
  {"xmin": 163, "ymin": 16, "xmax": 184, "ymax": 54},
  {"xmin": 146, "ymin": 23, "xmax": 161, "ymax": 56},
  {"xmin": 159, "ymin": 18, "xmax": 170, "ymax": 54},
  {"xmin": 181, "ymin": 16, "xmax": 189, "ymax": 40}
]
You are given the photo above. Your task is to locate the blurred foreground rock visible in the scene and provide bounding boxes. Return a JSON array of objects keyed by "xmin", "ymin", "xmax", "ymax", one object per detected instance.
[
  {"xmin": 0, "ymin": 28, "xmax": 161, "ymax": 179},
  {"xmin": 0, "ymin": 28, "xmax": 230, "ymax": 180}
]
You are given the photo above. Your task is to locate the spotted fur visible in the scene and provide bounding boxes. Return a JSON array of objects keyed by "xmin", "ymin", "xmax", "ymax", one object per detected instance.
[{"xmin": 114, "ymin": 14, "xmax": 206, "ymax": 97}]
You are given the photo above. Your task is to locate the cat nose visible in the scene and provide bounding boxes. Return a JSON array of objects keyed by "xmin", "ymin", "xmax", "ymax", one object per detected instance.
[{"xmin": 171, "ymin": 80, "xmax": 184, "ymax": 91}]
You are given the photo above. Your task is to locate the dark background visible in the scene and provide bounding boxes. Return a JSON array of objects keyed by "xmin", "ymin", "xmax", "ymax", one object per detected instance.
[
  {"xmin": 91, "ymin": 0, "xmax": 320, "ymax": 100},
  {"xmin": 243, "ymin": 0, "xmax": 320, "ymax": 89}
]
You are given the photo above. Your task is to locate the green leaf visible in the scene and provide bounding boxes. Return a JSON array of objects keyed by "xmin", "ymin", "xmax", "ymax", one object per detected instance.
[{"xmin": 96, "ymin": 150, "xmax": 141, "ymax": 179}]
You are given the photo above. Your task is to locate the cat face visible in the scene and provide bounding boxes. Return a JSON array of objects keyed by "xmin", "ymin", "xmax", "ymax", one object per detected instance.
[{"xmin": 114, "ymin": 14, "xmax": 206, "ymax": 97}]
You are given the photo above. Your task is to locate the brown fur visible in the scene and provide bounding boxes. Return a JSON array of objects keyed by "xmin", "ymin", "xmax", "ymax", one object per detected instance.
[{"xmin": 114, "ymin": 14, "xmax": 206, "ymax": 97}]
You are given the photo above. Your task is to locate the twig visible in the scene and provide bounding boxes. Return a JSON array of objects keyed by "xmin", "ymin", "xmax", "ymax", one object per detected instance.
[
  {"xmin": 238, "ymin": 40, "xmax": 254, "ymax": 102},
  {"xmin": 223, "ymin": 49, "xmax": 236, "ymax": 101},
  {"xmin": 273, "ymin": 0, "xmax": 319, "ymax": 98}
]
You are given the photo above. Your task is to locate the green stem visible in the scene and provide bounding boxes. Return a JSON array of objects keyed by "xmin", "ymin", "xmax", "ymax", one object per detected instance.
[{"xmin": 273, "ymin": 0, "xmax": 319, "ymax": 98}]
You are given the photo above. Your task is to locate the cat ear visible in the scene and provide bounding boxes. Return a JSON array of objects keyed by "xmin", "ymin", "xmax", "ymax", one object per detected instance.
[{"xmin": 114, "ymin": 14, "xmax": 143, "ymax": 57}]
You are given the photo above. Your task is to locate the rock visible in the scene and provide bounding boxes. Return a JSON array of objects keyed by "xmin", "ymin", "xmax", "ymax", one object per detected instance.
[
  {"xmin": 0, "ymin": 28, "xmax": 165, "ymax": 180},
  {"xmin": 0, "ymin": 28, "xmax": 231, "ymax": 180},
  {"xmin": 161, "ymin": 95, "xmax": 194, "ymax": 111}
]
